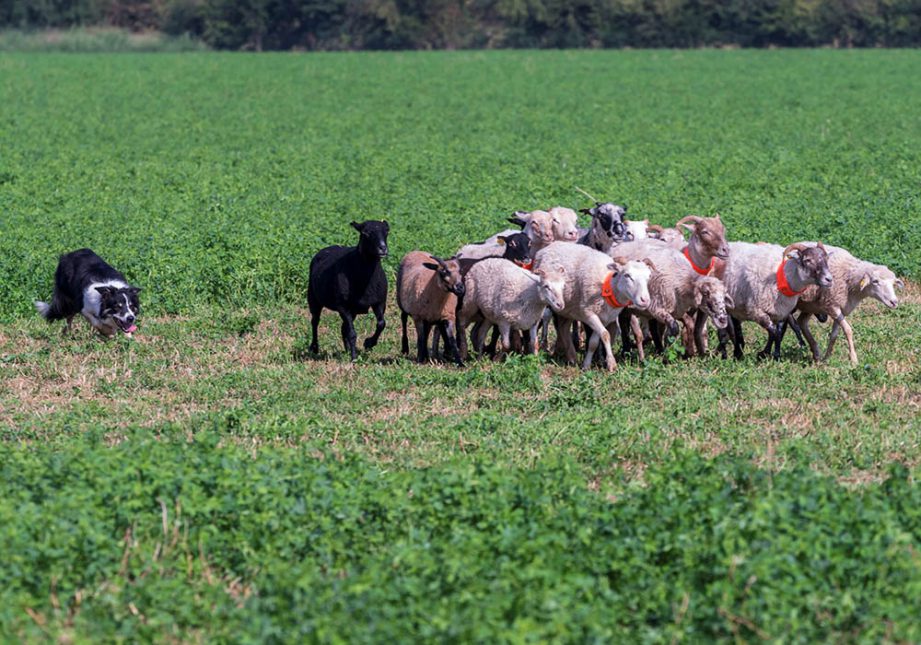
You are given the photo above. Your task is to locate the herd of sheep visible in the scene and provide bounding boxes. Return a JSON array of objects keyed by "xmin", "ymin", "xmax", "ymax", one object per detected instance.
[{"xmin": 307, "ymin": 204, "xmax": 904, "ymax": 370}]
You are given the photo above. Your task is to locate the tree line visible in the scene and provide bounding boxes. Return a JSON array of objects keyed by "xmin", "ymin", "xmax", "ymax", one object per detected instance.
[{"xmin": 2, "ymin": 0, "xmax": 920, "ymax": 50}]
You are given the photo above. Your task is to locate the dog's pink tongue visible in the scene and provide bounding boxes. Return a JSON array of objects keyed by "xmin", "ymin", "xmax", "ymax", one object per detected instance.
[{"xmin": 126, "ymin": 324, "xmax": 137, "ymax": 333}]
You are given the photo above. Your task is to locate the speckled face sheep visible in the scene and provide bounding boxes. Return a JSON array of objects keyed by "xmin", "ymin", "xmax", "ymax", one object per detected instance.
[
  {"xmin": 773, "ymin": 244, "xmax": 903, "ymax": 365},
  {"xmin": 578, "ymin": 202, "xmax": 629, "ymax": 251},
  {"xmin": 720, "ymin": 241, "xmax": 832, "ymax": 360}
]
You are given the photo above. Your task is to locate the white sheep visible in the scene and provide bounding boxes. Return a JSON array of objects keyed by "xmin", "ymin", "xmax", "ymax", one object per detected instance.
[
  {"xmin": 458, "ymin": 259, "xmax": 566, "ymax": 356},
  {"xmin": 647, "ymin": 224, "xmax": 685, "ymax": 247},
  {"xmin": 611, "ymin": 241, "xmax": 733, "ymax": 360},
  {"xmin": 719, "ymin": 241, "xmax": 833, "ymax": 360},
  {"xmin": 397, "ymin": 252, "xmax": 467, "ymax": 366},
  {"xmin": 533, "ymin": 242, "xmax": 654, "ymax": 371},
  {"xmin": 624, "ymin": 219, "xmax": 649, "ymax": 241},
  {"xmin": 776, "ymin": 244, "xmax": 903, "ymax": 365},
  {"xmin": 458, "ymin": 210, "xmax": 555, "ymax": 260},
  {"xmin": 547, "ymin": 206, "xmax": 581, "ymax": 242}
]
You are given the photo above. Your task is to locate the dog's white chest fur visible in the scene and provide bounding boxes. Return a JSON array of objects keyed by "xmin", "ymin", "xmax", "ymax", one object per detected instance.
[{"xmin": 83, "ymin": 280, "xmax": 128, "ymax": 333}]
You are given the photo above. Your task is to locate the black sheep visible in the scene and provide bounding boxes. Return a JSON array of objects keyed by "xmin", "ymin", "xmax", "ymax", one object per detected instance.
[{"xmin": 308, "ymin": 220, "xmax": 390, "ymax": 361}]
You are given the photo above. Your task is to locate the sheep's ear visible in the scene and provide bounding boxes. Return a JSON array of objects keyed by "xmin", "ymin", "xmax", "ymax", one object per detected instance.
[
  {"xmin": 508, "ymin": 216, "xmax": 527, "ymax": 228},
  {"xmin": 533, "ymin": 268, "xmax": 545, "ymax": 278},
  {"xmin": 642, "ymin": 258, "xmax": 657, "ymax": 272},
  {"xmin": 693, "ymin": 284, "xmax": 704, "ymax": 307},
  {"xmin": 895, "ymin": 278, "xmax": 905, "ymax": 290},
  {"xmin": 496, "ymin": 236, "xmax": 508, "ymax": 246},
  {"xmin": 579, "ymin": 207, "xmax": 593, "ymax": 216},
  {"xmin": 422, "ymin": 262, "xmax": 440, "ymax": 271},
  {"xmin": 724, "ymin": 294, "xmax": 735, "ymax": 308},
  {"xmin": 350, "ymin": 221, "xmax": 363, "ymax": 232},
  {"xmin": 859, "ymin": 273, "xmax": 871, "ymax": 290},
  {"xmin": 381, "ymin": 220, "xmax": 389, "ymax": 230}
]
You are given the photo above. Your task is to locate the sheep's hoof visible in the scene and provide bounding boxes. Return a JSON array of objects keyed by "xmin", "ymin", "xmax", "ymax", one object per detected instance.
[
  {"xmin": 667, "ymin": 321, "xmax": 679, "ymax": 336},
  {"xmin": 309, "ymin": 343, "xmax": 319, "ymax": 354}
]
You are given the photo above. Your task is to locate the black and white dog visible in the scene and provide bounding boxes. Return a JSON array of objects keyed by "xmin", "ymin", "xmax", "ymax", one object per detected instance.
[{"xmin": 35, "ymin": 248, "xmax": 141, "ymax": 338}]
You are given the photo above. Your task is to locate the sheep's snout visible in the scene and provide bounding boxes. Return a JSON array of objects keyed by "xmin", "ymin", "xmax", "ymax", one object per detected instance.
[
  {"xmin": 452, "ymin": 282, "xmax": 466, "ymax": 297},
  {"xmin": 818, "ymin": 270, "xmax": 833, "ymax": 288},
  {"xmin": 634, "ymin": 294, "xmax": 651, "ymax": 309},
  {"xmin": 713, "ymin": 313, "xmax": 729, "ymax": 329}
]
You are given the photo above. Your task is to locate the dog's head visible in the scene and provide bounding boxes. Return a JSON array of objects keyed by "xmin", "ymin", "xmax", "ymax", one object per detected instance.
[{"xmin": 95, "ymin": 285, "xmax": 142, "ymax": 334}]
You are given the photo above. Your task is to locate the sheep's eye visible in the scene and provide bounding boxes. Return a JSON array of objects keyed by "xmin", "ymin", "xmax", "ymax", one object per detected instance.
[{"xmin": 872, "ymin": 279, "xmax": 880, "ymax": 284}]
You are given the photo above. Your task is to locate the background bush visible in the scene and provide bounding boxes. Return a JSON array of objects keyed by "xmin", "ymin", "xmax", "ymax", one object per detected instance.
[{"xmin": 1, "ymin": 0, "xmax": 921, "ymax": 50}]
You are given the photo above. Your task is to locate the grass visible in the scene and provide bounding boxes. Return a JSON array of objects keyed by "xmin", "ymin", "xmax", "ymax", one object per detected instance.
[{"xmin": 0, "ymin": 50, "xmax": 919, "ymax": 640}]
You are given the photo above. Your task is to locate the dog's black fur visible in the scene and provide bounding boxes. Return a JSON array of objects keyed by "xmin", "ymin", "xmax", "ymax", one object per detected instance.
[{"xmin": 35, "ymin": 248, "xmax": 141, "ymax": 337}]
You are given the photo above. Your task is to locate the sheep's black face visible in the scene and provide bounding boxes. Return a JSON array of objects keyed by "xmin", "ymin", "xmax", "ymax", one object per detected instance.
[
  {"xmin": 588, "ymin": 203, "xmax": 627, "ymax": 239},
  {"xmin": 500, "ymin": 233, "xmax": 531, "ymax": 267},
  {"xmin": 799, "ymin": 245, "xmax": 833, "ymax": 288},
  {"xmin": 352, "ymin": 220, "xmax": 390, "ymax": 259}
]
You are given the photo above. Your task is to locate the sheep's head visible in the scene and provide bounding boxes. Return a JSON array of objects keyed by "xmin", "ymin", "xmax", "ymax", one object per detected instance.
[
  {"xmin": 860, "ymin": 265, "xmax": 903, "ymax": 309},
  {"xmin": 548, "ymin": 206, "xmax": 580, "ymax": 242},
  {"xmin": 624, "ymin": 219, "xmax": 649, "ymax": 241},
  {"xmin": 610, "ymin": 257, "xmax": 654, "ymax": 309},
  {"xmin": 524, "ymin": 210, "xmax": 555, "ymax": 246},
  {"xmin": 351, "ymin": 220, "xmax": 390, "ymax": 259},
  {"xmin": 534, "ymin": 268, "xmax": 566, "ymax": 312},
  {"xmin": 422, "ymin": 256, "xmax": 465, "ymax": 297},
  {"xmin": 677, "ymin": 214, "xmax": 729, "ymax": 260},
  {"xmin": 785, "ymin": 241, "xmax": 832, "ymax": 288},
  {"xmin": 497, "ymin": 233, "xmax": 532, "ymax": 268},
  {"xmin": 581, "ymin": 202, "xmax": 628, "ymax": 242},
  {"xmin": 694, "ymin": 277, "xmax": 733, "ymax": 329}
]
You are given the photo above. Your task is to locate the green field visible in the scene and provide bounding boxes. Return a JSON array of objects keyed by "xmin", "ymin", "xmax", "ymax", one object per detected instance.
[{"xmin": 1, "ymin": 51, "xmax": 920, "ymax": 641}]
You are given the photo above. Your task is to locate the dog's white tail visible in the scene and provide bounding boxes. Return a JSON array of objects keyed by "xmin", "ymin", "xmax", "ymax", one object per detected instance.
[{"xmin": 34, "ymin": 301, "xmax": 51, "ymax": 319}]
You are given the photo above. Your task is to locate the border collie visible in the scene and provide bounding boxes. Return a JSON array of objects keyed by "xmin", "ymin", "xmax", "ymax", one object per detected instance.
[{"xmin": 35, "ymin": 248, "xmax": 142, "ymax": 338}]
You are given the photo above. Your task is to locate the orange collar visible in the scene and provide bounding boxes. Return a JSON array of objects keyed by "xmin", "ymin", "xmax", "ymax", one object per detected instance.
[
  {"xmin": 516, "ymin": 260, "xmax": 533, "ymax": 272},
  {"xmin": 776, "ymin": 260, "xmax": 805, "ymax": 297},
  {"xmin": 602, "ymin": 271, "xmax": 631, "ymax": 308},
  {"xmin": 683, "ymin": 246, "xmax": 714, "ymax": 275}
]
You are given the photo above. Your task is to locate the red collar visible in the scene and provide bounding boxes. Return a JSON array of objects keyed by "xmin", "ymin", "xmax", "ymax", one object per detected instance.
[
  {"xmin": 602, "ymin": 272, "xmax": 631, "ymax": 308},
  {"xmin": 683, "ymin": 246, "xmax": 714, "ymax": 275},
  {"xmin": 776, "ymin": 260, "xmax": 805, "ymax": 297},
  {"xmin": 516, "ymin": 260, "xmax": 533, "ymax": 272}
]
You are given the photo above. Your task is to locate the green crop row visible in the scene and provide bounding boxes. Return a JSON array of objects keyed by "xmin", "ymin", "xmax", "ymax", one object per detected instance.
[
  {"xmin": 1, "ymin": 434, "xmax": 918, "ymax": 642},
  {"xmin": 1, "ymin": 51, "xmax": 920, "ymax": 321}
]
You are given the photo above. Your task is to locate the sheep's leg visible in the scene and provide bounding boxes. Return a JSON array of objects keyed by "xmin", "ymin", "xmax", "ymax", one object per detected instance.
[
  {"xmin": 581, "ymin": 313, "xmax": 615, "ymax": 372},
  {"xmin": 456, "ymin": 322, "xmax": 469, "ymax": 361},
  {"xmin": 439, "ymin": 320, "xmax": 464, "ymax": 367},
  {"xmin": 693, "ymin": 309, "xmax": 709, "ymax": 356},
  {"xmin": 618, "ymin": 309, "xmax": 634, "ymax": 357},
  {"xmin": 797, "ymin": 312, "xmax": 821, "ymax": 361},
  {"xmin": 416, "ymin": 319, "xmax": 431, "ymax": 363},
  {"xmin": 539, "ymin": 308, "xmax": 552, "ymax": 351},
  {"xmin": 682, "ymin": 313, "xmax": 698, "ymax": 357},
  {"xmin": 649, "ymin": 319, "xmax": 664, "ymax": 354},
  {"xmin": 63, "ymin": 315, "xmax": 75, "ymax": 336},
  {"xmin": 338, "ymin": 311, "xmax": 358, "ymax": 361},
  {"xmin": 629, "ymin": 315, "xmax": 645, "ymax": 362},
  {"xmin": 839, "ymin": 317, "xmax": 858, "ymax": 366},
  {"xmin": 754, "ymin": 316, "xmax": 779, "ymax": 361},
  {"xmin": 570, "ymin": 323, "xmax": 581, "ymax": 353},
  {"xmin": 760, "ymin": 323, "xmax": 778, "ymax": 358},
  {"xmin": 364, "ymin": 302, "xmax": 386, "ymax": 350},
  {"xmin": 824, "ymin": 320, "xmax": 842, "ymax": 361},
  {"xmin": 485, "ymin": 325, "xmax": 501, "ymax": 356},
  {"xmin": 430, "ymin": 327, "xmax": 443, "ymax": 360},
  {"xmin": 556, "ymin": 318, "xmax": 578, "ymax": 365},
  {"xmin": 400, "ymin": 311, "xmax": 410, "ymax": 355},
  {"xmin": 786, "ymin": 315, "xmax": 807, "ymax": 348},
  {"xmin": 309, "ymin": 307, "xmax": 322, "ymax": 354},
  {"xmin": 527, "ymin": 325, "xmax": 539, "ymax": 355},
  {"xmin": 497, "ymin": 322, "xmax": 512, "ymax": 357},
  {"xmin": 730, "ymin": 316, "xmax": 745, "ymax": 360},
  {"xmin": 474, "ymin": 319, "xmax": 491, "ymax": 355}
]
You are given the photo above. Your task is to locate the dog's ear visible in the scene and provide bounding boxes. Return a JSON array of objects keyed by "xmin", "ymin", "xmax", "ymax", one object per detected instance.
[
  {"xmin": 127, "ymin": 287, "xmax": 142, "ymax": 295},
  {"xmin": 95, "ymin": 286, "xmax": 117, "ymax": 298}
]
